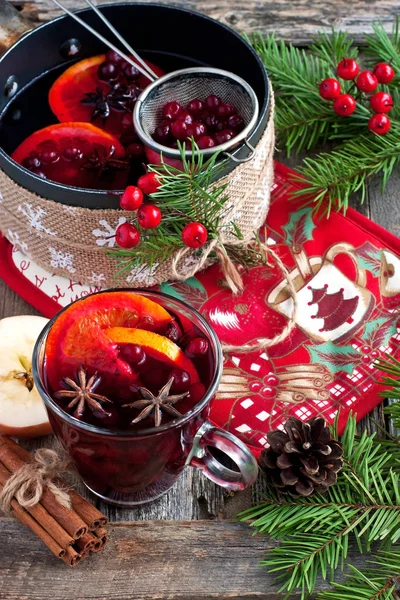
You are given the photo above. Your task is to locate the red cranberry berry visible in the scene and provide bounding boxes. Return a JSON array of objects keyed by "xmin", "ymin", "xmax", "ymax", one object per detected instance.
[
  {"xmin": 214, "ymin": 119, "xmax": 227, "ymax": 132},
  {"xmin": 120, "ymin": 344, "xmax": 146, "ymax": 366},
  {"xmin": 189, "ymin": 122, "xmax": 206, "ymax": 139},
  {"xmin": 336, "ymin": 58, "xmax": 360, "ymax": 80},
  {"xmin": 205, "ymin": 95, "xmax": 222, "ymax": 112},
  {"xmin": 154, "ymin": 120, "xmax": 171, "ymax": 144},
  {"xmin": 368, "ymin": 113, "xmax": 391, "ymax": 135},
  {"xmin": 188, "ymin": 382, "xmax": 206, "ymax": 404},
  {"xmin": 373, "ymin": 62, "xmax": 395, "ymax": 84},
  {"xmin": 121, "ymin": 113, "xmax": 134, "ymax": 129},
  {"xmin": 333, "ymin": 94, "xmax": 357, "ymax": 116},
  {"xmin": 62, "ymin": 146, "xmax": 83, "ymax": 161},
  {"xmin": 22, "ymin": 156, "xmax": 41, "ymax": 170},
  {"xmin": 186, "ymin": 337, "xmax": 209, "ymax": 357},
  {"xmin": 137, "ymin": 203, "xmax": 162, "ymax": 229},
  {"xmin": 126, "ymin": 143, "xmax": 145, "ymax": 159},
  {"xmin": 217, "ymin": 104, "xmax": 236, "ymax": 117},
  {"xmin": 319, "ymin": 78, "xmax": 341, "ymax": 100},
  {"xmin": 115, "ymin": 223, "xmax": 140, "ymax": 248},
  {"xmin": 162, "ymin": 101, "xmax": 183, "ymax": 120},
  {"xmin": 34, "ymin": 171, "xmax": 47, "ymax": 179},
  {"xmin": 204, "ymin": 114, "xmax": 218, "ymax": 130},
  {"xmin": 181, "ymin": 222, "xmax": 208, "ymax": 248},
  {"xmin": 122, "ymin": 63, "xmax": 140, "ymax": 81},
  {"xmin": 370, "ymin": 91, "xmax": 393, "ymax": 113},
  {"xmin": 97, "ymin": 61, "xmax": 119, "ymax": 81},
  {"xmin": 187, "ymin": 98, "xmax": 204, "ymax": 114},
  {"xmin": 227, "ymin": 114, "xmax": 244, "ymax": 130},
  {"xmin": 120, "ymin": 186, "xmax": 143, "ymax": 211},
  {"xmin": 197, "ymin": 135, "xmax": 216, "ymax": 149},
  {"xmin": 40, "ymin": 148, "xmax": 60, "ymax": 164},
  {"xmin": 178, "ymin": 111, "xmax": 194, "ymax": 125},
  {"xmin": 170, "ymin": 368, "xmax": 191, "ymax": 394},
  {"xmin": 171, "ymin": 119, "xmax": 189, "ymax": 140},
  {"xmin": 356, "ymin": 71, "xmax": 378, "ymax": 92},
  {"xmin": 137, "ymin": 172, "xmax": 161, "ymax": 195},
  {"xmin": 106, "ymin": 50, "xmax": 124, "ymax": 64},
  {"xmin": 215, "ymin": 129, "xmax": 235, "ymax": 145},
  {"xmin": 164, "ymin": 321, "xmax": 182, "ymax": 344}
]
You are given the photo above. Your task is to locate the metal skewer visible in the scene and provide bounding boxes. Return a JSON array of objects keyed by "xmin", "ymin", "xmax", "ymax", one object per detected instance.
[{"xmin": 51, "ymin": 0, "xmax": 157, "ymax": 82}]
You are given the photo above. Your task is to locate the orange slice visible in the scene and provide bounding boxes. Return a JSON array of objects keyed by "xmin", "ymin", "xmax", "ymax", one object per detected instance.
[{"xmin": 106, "ymin": 327, "xmax": 200, "ymax": 383}]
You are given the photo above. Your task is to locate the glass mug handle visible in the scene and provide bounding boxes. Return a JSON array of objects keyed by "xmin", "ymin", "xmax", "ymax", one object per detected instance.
[{"xmin": 186, "ymin": 421, "xmax": 259, "ymax": 490}]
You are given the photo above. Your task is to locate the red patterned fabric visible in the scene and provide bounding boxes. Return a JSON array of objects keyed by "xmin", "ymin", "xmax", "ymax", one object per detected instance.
[{"xmin": 1, "ymin": 162, "xmax": 400, "ymax": 457}]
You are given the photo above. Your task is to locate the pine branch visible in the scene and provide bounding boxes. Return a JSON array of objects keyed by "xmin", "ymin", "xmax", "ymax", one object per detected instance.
[
  {"xmin": 374, "ymin": 355, "xmax": 400, "ymax": 429},
  {"xmin": 316, "ymin": 548, "xmax": 400, "ymax": 600},
  {"xmin": 364, "ymin": 18, "xmax": 400, "ymax": 78},
  {"xmin": 239, "ymin": 414, "xmax": 400, "ymax": 599}
]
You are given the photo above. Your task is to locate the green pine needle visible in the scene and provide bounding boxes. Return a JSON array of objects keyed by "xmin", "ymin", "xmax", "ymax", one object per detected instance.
[
  {"xmin": 238, "ymin": 414, "xmax": 400, "ymax": 599},
  {"xmin": 375, "ymin": 355, "xmax": 400, "ymax": 429}
]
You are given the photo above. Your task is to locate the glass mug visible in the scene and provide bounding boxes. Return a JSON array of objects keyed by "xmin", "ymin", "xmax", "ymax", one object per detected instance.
[{"xmin": 32, "ymin": 290, "xmax": 258, "ymax": 506}]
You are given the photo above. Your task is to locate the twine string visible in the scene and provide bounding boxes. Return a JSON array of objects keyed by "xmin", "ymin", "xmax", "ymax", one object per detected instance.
[{"xmin": 0, "ymin": 448, "xmax": 71, "ymax": 513}]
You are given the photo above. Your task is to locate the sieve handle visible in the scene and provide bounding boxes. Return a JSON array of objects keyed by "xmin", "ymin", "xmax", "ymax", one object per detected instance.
[{"xmin": 223, "ymin": 139, "xmax": 256, "ymax": 163}]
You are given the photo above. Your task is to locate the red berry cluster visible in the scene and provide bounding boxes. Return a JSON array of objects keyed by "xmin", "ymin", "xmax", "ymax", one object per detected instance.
[
  {"xmin": 152, "ymin": 96, "xmax": 245, "ymax": 150},
  {"xmin": 115, "ymin": 173, "xmax": 208, "ymax": 250},
  {"xmin": 318, "ymin": 58, "xmax": 395, "ymax": 135}
]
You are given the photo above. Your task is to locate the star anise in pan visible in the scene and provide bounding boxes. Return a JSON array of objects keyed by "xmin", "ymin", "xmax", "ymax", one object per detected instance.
[
  {"xmin": 55, "ymin": 366, "xmax": 112, "ymax": 420},
  {"xmin": 123, "ymin": 377, "xmax": 188, "ymax": 428},
  {"xmin": 82, "ymin": 143, "xmax": 129, "ymax": 175},
  {"xmin": 81, "ymin": 83, "xmax": 141, "ymax": 123}
]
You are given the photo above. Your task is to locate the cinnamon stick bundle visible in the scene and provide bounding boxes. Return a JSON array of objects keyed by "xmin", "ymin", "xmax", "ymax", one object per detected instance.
[{"xmin": 0, "ymin": 435, "xmax": 109, "ymax": 567}]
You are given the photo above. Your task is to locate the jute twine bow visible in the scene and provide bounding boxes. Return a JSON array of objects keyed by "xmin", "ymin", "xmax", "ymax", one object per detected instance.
[{"xmin": 0, "ymin": 448, "xmax": 71, "ymax": 512}]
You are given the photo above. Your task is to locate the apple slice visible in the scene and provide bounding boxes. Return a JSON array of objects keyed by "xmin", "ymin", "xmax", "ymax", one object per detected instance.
[{"xmin": 0, "ymin": 315, "xmax": 52, "ymax": 438}]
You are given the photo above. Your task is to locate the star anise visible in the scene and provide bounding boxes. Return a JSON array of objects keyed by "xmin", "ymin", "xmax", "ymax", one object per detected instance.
[
  {"xmin": 123, "ymin": 377, "xmax": 188, "ymax": 427},
  {"xmin": 82, "ymin": 143, "xmax": 129, "ymax": 175},
  {"xmin": 81, "ymin": 83, "xmax": 141, "ymax": 123},
  {"xmin": 54, "ymin": 366, "xmax": 112, "ymax": 420}
]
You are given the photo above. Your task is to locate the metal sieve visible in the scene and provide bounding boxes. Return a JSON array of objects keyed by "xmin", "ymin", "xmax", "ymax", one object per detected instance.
[
  {"xmin": 133, "ymin": 67, "xmax": 259, "ymax": 162},
  {"xmin": 52, "ymin": 0, "xmax": 259, "ymax": 163}
]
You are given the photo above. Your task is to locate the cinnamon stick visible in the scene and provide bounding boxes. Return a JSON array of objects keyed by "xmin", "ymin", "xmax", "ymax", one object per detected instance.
[
  {"xmin": 94, "ymin": 526, "xmax": 109, "ymax": 546},
  {"xmin": 0, "ymin": 463, "xmax": 74, "ymax": 549},
  {"xmin": 0, "ymin": 437, "xmax": 88, "ymax": 539},
  {"xmin": 63, "ymin": 545, "xmax": 82, "ymax": 567},
  {"xmin": 75, "ymin": 532, "xmax": 96, "ymax": 552},
  {"xmin": 68, "ymin": 488, "xmax": 108, "ymax": 530}
]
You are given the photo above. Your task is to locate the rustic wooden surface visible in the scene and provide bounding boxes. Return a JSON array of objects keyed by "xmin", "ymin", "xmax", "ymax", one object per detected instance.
[{"xmin": 0, "ymin": 0, "xmax": 399, "ymax": 598}]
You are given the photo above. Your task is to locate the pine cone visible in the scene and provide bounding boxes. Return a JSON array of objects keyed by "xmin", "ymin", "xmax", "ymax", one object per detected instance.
[{"xmin": 259, "ymin": 417, "xmax": 343, "ymax": 497}]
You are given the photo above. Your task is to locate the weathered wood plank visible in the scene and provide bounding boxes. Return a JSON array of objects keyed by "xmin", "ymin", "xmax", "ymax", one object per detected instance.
[
  {"xmin": 7, "ymin": 0, "xmax": 398, "ymax": 46},
  {"xmin": 0, "ymin": 517, "xmax": 365, "ymax": 599}
]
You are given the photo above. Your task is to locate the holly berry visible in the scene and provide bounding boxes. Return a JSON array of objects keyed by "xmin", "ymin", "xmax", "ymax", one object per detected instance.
[
  {"xmin": 370, "ymin": 91, "xmax": 393, "ymax": 113},
  {"xmin": 137, "ymin": 203, "xmax": 162, "ymax": 229},
  {"xmin": 181, "ymin": 222, "xmax": 208, "ymax": 248},
  {"xmin": 120, "ymin": 186, "xmax": 143, "ymax": 211},
  {"xmin": 333, "ymin": 94, "xmax": 357, "ymax": 116},
  {"xmin": 319, "ymin": 78, "xmax": 341, "ymax": 100},
  {"xmin": 368, "ymin": 113, "xmax": 391, "ymax": 135},
  {"xmin": 356, "ymin": 71, "xmax": 378, "ymax": 92},
  {"xmin": 137, "ymin": 172, "xmax": 161, "ymax": 195},
  {"xmin": 336, "ymin": 58, "xmax": 360, "ymax": 80},
  {"xmin": 373, "ymin": 62, "xmax": 395, "ymax": 84},
  {"xmin": 115, "ymin": 222, "xmax": 140, "ymax": 248}
]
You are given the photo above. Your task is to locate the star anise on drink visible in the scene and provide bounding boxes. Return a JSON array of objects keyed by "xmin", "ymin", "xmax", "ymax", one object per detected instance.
[
  {"xmin": 54, "ymin": 366, "xmax": 112, "ymax": 420},
  {"xmin": 122, "ymin": 377, "xmax": 188, "ymax": 427},
  {"xmin": 81, "ymin": 83, "xmax": 141, "ymax": 123},
  {"xmin": 83, "ymin": 143, "xmax": 129, "ymax": 175}
]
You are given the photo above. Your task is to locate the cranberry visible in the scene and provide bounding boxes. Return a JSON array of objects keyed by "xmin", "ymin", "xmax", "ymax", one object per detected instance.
[
  {"xmin": 319, "ymin": 78, "xmax": 341, "ymax": 100},
  {"xmin": 120, "ymin": 344, "xmax": 146, "ymax": 366},
  {"xmin": 97, "ymin": 61, "xmax": 119, "ymax": 81},
  {"xmin": 126, "ymin": 143, "xmax": 145, "ymax": 159},
  {"xmin": 187, "ymin": 98, "xmax": 204, "ymax": 114},
  {"xmin": 62, "ymin": 146, "xmax": 83, "ymax": 160},
  {"xmin": 370, "ymin": 91, "xmax": 393, "ymax": 113},
  {"xmin": 205, "ymin": 95, "xmax": 222, "ymax": 112},
  {"xmin": 356, "ymin": 71, "xmax": 378, "ymax": 93},
  {"xmin": 40, "ymin": 149, "xmax": 60, "ymax": 164},
  {"xmin": 336, "ymin": 58, "xmax": 360, "ymax": 80},
  {"xmin": 171, "ymin": 119, "xmax": 189, "ymax": 140},
  {"xmin": 182, "ymin": 222, "xmax": 208, "ymax": 248},
  {"xmin": 197, "ymin": 135, "xmax": 216, "ymax": 149},
  {"xmin": 121, "ymin": 113, "xmax": 133, "ymax": 129},
  {"xmin": 153, "ymin": 120, "xmax": 171, "ymax": 144},
  {"xmin": 373, "ymin": 62, "xmax": 395, "ymax": 84},
  {"xmin": 162, "ymin": 101, "xmax": 183, "ymax": 120},
  {"xmin": 204, "ymin": 114, "xmax": 218, "ymax": 130},
  {"xmin": 333, "ymin": 94, "xmax": 357, "ymax": 116},
  {"xmin": 369, "ymin": 113, "xmax": 391, "ymax": 135},
  {"xmin": 22, "ymin": 156, "xmax": 41, "ymax": 170},
  {"xmin": 137, "ymin": 315, "xmax": 155, "ymax": 331},
  {"xmin": 137, "ymin": 172, "xmax": 161, "ymax": 195},
  {"xmin": 164, "ymin": 321, "xmax": 182, "ymax": 343},
  {"xmin": 137, "ymin": 203, "xmax": 162, "ymax": 228},
  {"xmin": 120, "ymin": 186, "xmax": 143, "ymax": 211},
  {"xmin": 189, "ymin": 122, "xmax": 206, "ymax": 139},
  {"xmin": 186, "ymin": 337, "xmax": 209, "ymax": 356},
  {"xmin": 228, "ymin": 114, "xmax": 244, "ymax": 130},
  {"xmin": 106, "ymin": 50, "xmax": 124, "ymax": 64},
  {"xmin": 115, "ymin": 222, "xmax": 140, "ymax": 248},
  {"xmin": 215, "ymin": 129, "xmax": 235, "ymax": 145},
  {"xmin": 34, "ymin": 170, "xmax": 47, "ymax": 179},
  {"xmin": 178, "ymin": 111, "xmax": 193, "ymax": 125},
  {"xmin": 214, "ymin": 119, "xmax": 227, "ymax": 132},
  {"xmin": 217, "ymin": 104, "xmax": 236, "ymax": 117},
  {"xmin": 188, "ymin": 382, "xmax": 206, "ymax": 404},
  {"xmin": 122, "ymin": 63, "xmax": 140, "ymax": 81},
  {"xmin": 170, "ymin": 368, "xmax": 191, "ymax": 394}
]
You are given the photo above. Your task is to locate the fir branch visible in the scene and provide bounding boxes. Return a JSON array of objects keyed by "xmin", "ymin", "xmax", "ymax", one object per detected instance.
[
  {"xmin": 309, "ymin": 29, "xmax": 358, "ymax": 70},
  {"xmin": 364, "ymin": 18, "xmax": 400, "ymax": 78},
  {"xmin": 239, "ymin": 414, "xmax": 400, "ymax": 599},
  {"xmin": 374, "ymin": 355, "xmax": 400, "ymax": 429}
]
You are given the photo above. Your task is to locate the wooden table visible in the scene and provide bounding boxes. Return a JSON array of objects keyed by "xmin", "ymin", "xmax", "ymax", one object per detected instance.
[{"xmin": 0, "ymin": 1, "xmax": 399, "ymax": 598}]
